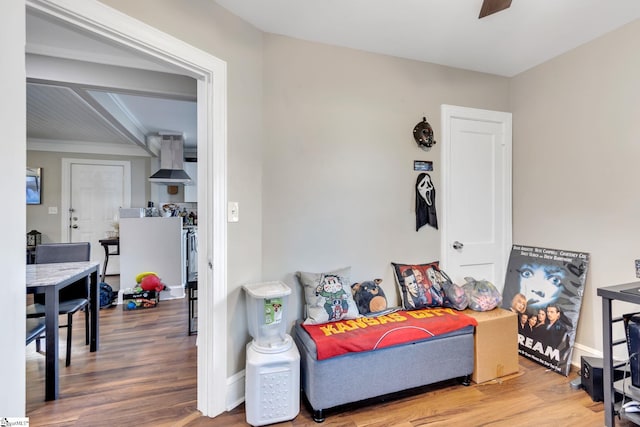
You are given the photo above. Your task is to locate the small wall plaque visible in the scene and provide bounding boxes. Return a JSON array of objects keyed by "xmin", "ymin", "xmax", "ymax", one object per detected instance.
[{"xmin": 414, "ymin": 160, "xmax": 433, "ymax": 171}]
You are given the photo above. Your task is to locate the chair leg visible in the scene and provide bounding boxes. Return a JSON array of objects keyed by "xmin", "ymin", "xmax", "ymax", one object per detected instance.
[
  {"xmin": 84, "ymin": 307, "xmax": 90, "ymax": 345},
  {"xmin": 36, "ymin": 336, "xmax": 41, "ymax": 353},
  {"xmin": 66, "ymin": 313, "xmax": 73, "ymax": 367}
]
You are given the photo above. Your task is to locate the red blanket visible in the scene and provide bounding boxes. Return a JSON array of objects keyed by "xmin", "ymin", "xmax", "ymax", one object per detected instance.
[{"xmin": 301, "ymin": 308, "xmax": 477, "ymax": 360}]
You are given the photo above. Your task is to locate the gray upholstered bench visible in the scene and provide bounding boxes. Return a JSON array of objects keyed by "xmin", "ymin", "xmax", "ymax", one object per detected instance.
[{"xmin": 292, "ymin": 320, "xmax": 475, "ymax": 422}]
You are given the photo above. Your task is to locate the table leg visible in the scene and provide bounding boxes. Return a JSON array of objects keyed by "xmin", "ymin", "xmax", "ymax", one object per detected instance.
[
  {"xmin": 602, "ymin": 296, "xmax": 614, "ymax": 427},
  {"xmin": 101, "ymin": 244, "xmax": 109, "ymax": 283},
  {"xmin": 44, "ymin": 286, "xmax": 60, "ymax": 401},
  {"xmin": 90, "ymin": 269, "xmax": 99, "ymax": 352}
]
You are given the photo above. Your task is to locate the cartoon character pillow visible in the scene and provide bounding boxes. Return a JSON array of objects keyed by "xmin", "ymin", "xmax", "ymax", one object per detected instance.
[
  {"xmin": 351, "ymin": 279, "xmax": 388, "ymax": 316},
  {"xmin": 391, "ymin": 261, "xmax": 446, "ymax": 310},
  {"xmin": 297, "ymin": 267, "xmax": 360, "ymax": 325}
]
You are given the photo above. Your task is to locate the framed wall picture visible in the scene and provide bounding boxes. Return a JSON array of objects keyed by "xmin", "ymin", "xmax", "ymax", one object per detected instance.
[
  {"xmin": 414, "ymin": 160, "xmax": 433, "ymax": 171},
  {"xmin": 27, "ymin": 167, "xmax": 42, "ymax": 205}
]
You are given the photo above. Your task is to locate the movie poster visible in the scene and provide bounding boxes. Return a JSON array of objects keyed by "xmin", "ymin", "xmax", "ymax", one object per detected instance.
[{"xmin": 502, "ymin": 245, "xmax": 590, "ymax": 376}]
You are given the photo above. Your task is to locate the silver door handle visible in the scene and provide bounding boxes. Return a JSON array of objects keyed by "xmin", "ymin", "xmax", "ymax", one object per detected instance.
[
  {"xmin": 71, "ymin": 225, "xmax": 79, "ymax": 229},
  {"xmin": 452, "ymin": 241, "xmax": 464, "ymax": 250}
]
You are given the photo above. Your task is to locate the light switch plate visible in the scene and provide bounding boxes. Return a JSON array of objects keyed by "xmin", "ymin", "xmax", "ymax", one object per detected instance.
[
  {"xmin": 228, "ymin": 202, "xmax": 239, "ymax": 222},
  {"xmin": 48, "ymin": 206, "xmax": 58, "ymax": 215}
]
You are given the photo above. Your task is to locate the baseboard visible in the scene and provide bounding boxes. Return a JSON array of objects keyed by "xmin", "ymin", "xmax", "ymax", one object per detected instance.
[
  {"xmin": 570, "ymin": 342, "xmax": 602, "ymax": 370},
  {"xmin": 226, "ymin": 369, "xmax": 246, "ymax": 411},
  {"xmin": 159, "ymin": 285, "xmax": 185, "ymax": 300}
]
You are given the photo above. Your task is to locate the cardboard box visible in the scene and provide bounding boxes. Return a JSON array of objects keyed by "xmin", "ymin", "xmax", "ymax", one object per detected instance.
[
  {"xmin": 123, "ymin": 290, "xmax": 159, "ymax": 310},
  {"xmin": 463, "ymin": 308, "xmax": 519, "ymax": 383}
]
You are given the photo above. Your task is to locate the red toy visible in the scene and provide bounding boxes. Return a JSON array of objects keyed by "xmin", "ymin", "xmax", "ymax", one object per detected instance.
[{"xmin": 140, "ymin": 274, "xmax": 166, "ymax": 292}]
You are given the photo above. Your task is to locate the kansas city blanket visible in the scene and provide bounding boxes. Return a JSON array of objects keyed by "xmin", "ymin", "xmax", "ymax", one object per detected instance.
[{"xmin": 301, "ymin": 307, "xmax": 477, "ymax": 360}]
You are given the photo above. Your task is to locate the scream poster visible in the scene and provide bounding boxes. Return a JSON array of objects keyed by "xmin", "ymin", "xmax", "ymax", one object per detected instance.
[{"xmin": 502, "ymin": 245, "xmax": 590, "ymax": 376}]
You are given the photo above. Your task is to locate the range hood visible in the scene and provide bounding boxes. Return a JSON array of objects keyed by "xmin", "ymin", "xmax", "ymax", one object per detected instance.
[{"xmin": 148, "ymin": 134, "xmax": 192, "ymax": 185}]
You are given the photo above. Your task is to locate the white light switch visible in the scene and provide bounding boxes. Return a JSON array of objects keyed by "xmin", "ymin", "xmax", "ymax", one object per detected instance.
[
  {"xmin": 48, "ymin": 206, "xmax": 58, "ymax": 215},
  {"xmin": 228, "ymin": 202, "xmax": 239, "ymax": 222}
]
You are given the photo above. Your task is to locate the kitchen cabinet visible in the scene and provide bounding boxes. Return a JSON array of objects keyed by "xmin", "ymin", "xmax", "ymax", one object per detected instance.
[
  {"xmin": 598, "ymin": 282, "xmax": 640, "ymax": 427},
  {"xmin": 184, "ymin": 161, "xmax": 197, "ymax": 202}
]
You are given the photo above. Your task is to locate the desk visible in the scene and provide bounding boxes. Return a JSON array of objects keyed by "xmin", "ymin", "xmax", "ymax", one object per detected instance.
[
  {"xmin": 598, "ymin": 282, "xmax": 640, "ymax": 427},
  {"xmin": 26, "ymin": 261, "xmax": 100, "ymax": 401},
  {"xmin": 98, "ymin": 238, "xmax": 119, "ymax": 282}
]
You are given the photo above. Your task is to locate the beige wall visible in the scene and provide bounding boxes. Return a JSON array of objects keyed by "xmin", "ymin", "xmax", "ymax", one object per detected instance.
[
  {"xmin": 26, "ymin": 151, "xmax": 149, "ymax": 243},
  {"xmin": 262, "ymin": 35, "xmax": 510, "ymax": 327},
  {"xmin": 510, "ymin": 19, "xmax": 640, "ymax": 356},
  {"xmin": 99, "ymin": 0, "xmax": 264, "ymax": 374}
]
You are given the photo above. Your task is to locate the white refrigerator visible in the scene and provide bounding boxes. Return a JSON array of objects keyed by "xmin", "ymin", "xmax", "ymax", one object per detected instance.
[{"xmin": 119, "ymin": 216, "xmax": 185, "ymax": 300}]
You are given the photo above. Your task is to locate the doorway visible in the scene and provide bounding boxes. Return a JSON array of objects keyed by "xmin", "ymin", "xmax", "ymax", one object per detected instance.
[
  {"xmin": 61, "ymin": 158, "xmax": 131, "ymax": 272},
  {"xmin": 440, "ymin": 104, "xmax": 512, "ymax": 291},
  {"xmin": 26, "ymin": 0, "xmax": 228, "ymax": 417}
]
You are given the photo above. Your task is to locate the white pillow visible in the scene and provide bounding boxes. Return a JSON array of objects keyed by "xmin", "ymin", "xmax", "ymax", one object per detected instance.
[{"xmin": 297, "ymin": 267, "xmax": 360, "ymax": 325}]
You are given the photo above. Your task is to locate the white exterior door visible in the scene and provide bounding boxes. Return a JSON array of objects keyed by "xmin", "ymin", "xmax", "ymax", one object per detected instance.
[
  {"xmin": 62, "ymin": 159, "xmax": 131, "ymax": 275},
  {"xmin": 440, "ymin": 105, "xmax": 512, "ymax": 292}
]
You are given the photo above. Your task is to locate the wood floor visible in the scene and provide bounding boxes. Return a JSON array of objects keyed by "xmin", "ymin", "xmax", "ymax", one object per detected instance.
[{"xmin": 26, "ymin": 292, "xmax": 632, "ymax": 427}]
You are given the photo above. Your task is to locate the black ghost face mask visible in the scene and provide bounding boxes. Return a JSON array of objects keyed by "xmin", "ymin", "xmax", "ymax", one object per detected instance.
[{"xmin": 416, "ymin": 173, "xmax": 438, "ymax": 231}]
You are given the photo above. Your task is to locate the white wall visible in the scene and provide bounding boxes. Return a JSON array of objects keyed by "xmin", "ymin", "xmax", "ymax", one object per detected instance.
[
  {"xmin": 510, "ymin": 19, "xmax": 640, "ymax": 360},
  {"xmin": 0, "ymin": 0, "xmax": 26, "ymax": 416},
  {"xmin": 261, "ymin": 35, "xmax": 511, "ymax": 331}
]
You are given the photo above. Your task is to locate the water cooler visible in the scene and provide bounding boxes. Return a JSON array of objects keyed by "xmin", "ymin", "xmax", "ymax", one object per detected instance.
[{"xmin": 243, "ymin": 281, "xmax": 300, "ymax": 426}]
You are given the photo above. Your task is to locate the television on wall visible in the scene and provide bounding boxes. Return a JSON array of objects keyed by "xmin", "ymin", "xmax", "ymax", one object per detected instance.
[{"xmin": 26, "ymin": 167, "xmax": 41, "ymax": 205}]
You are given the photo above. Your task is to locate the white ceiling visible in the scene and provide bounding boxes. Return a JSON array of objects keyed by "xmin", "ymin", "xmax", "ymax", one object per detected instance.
[
  {"xmin": 26, "ymin": 12, "xmax": 197, "ymax": 156},
  {"xmin": 214, "ymin": 0, "xmax": 640, "ymax": 77}
]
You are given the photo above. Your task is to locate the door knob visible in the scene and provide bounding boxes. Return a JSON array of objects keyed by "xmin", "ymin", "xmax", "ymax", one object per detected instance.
[
  {"xmin": 453, "ymin": 241, "xmax": 464, "ymax": 250},
  {"xmin": 71, "ymin": 225, "xmax": 79, "ymax": 229}
]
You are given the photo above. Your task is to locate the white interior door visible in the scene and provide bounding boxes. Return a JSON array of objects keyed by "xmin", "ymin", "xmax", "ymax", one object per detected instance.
[
  {"xmin": 440, "ymin": 104, "xmax": 512, "ymax": 291},
  {"xmin": 62, "ymin": 159, "xmax": 131, "ymax": 275}
]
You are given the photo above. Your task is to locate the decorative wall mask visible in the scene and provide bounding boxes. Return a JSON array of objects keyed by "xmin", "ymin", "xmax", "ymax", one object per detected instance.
[
  {"xmin": 416, "ymin": 172, "xmax": 438, "ymax": 231},
  {"xmin": 413, "ymin": 117, "xmax": 436, "ymax": 151}
]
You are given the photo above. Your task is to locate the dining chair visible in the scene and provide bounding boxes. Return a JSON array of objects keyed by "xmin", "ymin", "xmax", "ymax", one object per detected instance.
[
  {"xmin": 26, "ymin": 318, "xmax": 46, "ymax": 346},
  {"xmin": 27, "ymin": 242, "xmax": 91, "ymax": 366}
]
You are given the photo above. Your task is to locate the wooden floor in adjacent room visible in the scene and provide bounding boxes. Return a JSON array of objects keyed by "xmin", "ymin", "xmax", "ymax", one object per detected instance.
[{"xmin": 26, "ymin": 288, "xmax": 631, "ymax": 427}]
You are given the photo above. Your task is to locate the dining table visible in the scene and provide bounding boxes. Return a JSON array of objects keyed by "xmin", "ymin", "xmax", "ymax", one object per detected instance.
[{"xmin": 26, "ymin": 261, "xmax": 100, "ymax": 401}]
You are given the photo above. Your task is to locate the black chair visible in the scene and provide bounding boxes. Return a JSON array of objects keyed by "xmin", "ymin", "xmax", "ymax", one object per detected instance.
[
  {"xmin": 26, "ymin": 318, "xmax": 46, "ymax": 346},
  {"xmin": 27, "ymin": 242, "xmax": 91, "ymax": 366},
  {"xmin": 187, "ymin": 280, "xmax": 197, "ymax": 335}
]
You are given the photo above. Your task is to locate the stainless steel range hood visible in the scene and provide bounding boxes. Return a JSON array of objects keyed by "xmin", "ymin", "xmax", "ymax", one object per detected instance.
[{"xmin": 148, "ymin": 134, "xmax": 192, "ymax": 184}]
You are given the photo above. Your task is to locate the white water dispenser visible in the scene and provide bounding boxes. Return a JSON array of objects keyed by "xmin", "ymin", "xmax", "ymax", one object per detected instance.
[{"xmin": 243, "ymin": 281, "xmax": 300, "ymax": 426}]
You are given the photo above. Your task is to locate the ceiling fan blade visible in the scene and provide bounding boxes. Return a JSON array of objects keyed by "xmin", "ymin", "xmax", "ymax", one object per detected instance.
[{"xmin": 479, "ymin": 0, "xmax": 512, "ymax": 18}]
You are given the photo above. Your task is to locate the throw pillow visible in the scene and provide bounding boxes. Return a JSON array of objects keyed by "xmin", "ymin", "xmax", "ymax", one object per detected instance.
[
  {"xmin": 297, "ymin": 267, "xmax": 360, "ymax": 324},
  {"xmin": 391, "ymin": 261, "xmax": 446, "ymax": 310},
  {"xmin": 351, "ymin": 279, "xmax": 388, "ymax": 316}
]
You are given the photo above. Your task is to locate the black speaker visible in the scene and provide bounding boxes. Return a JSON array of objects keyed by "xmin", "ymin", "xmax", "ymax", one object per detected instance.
[
  {"xmin": 581, "ymin": 356, "xmax": 624, "ymax": 402},
  {"xmin": 624, "ymin": 314, "xmax": 640, "ymax": 387}
]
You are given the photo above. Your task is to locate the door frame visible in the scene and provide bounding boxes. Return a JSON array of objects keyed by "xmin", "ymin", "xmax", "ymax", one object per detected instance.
[
  {"xmin": 27, "ymin": 0, "xmax": 228, "ymax": 417},
  {"xmin": 440, "ymin": 104, "xmax": 512, "ymax": 287},
  {"xmin": 60, "ymin": 158, "xmax": 131, "ymax": 242}
]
